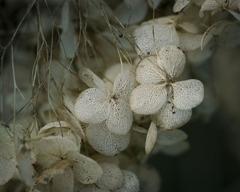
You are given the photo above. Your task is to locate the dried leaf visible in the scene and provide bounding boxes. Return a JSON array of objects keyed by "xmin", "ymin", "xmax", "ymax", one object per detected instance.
[
  {"xmin": 157, "ymin": 45, "xmax": 186, "ymax": 78},
  {"xmin": 157, "ymin": 129, "xmax": 188, "ymax": 145},
  {"xmin": 74, "ymin": 88, "xmax": 110, "ymax": 124},
  {"xmin": 151, "ymin": 101, "xmax": 192, "ymax": 129},
  {"xmin": 136, "ymin": 56, "xmax": 166, "ymax": 84},
  {"xmin": 106, "ymin": 99, "xmax": 133, "ymax": 135},
  {"xmin": 96, "ymin": 162, "xmax": 124, "ymax": 191},
  {"xmin": 130, "ymin": 84, "xmax": 167, "ymax": 115},
  {"xmin": 86, "ymin": 123, "xmax": 131, "ymax": 156},
  {"xmin": 69, "ymin": 152, "xmax": 103, "ymax": 184},
  {"xmin": 145, "ymin": 122, "xmax": 158, "ymax": 155},
  {"xmin": 172, "ymin": 79, "xmax": 204, "ymax": 110},
  {"xmin": 173, "ymin": 0, "xmax": 191, "ymax": 13}
]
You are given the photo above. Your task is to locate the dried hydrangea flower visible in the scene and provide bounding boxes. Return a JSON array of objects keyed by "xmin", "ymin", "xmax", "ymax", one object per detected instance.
[
  {"xmin": 35, "ymin": 136, "xmax": 103, "ymax": 190},
  {"xmin": 173, "ymin": 0, "xmax": 192, "ymax": 13},
  {"xmin": 130, "ymin": 45, "xmax": 204, "ymax": 147},
  {"xmin": 75, "ymin": 67, "xmax": 135, "ymax": 135},
  {"xmin": 130, "ymin": 45, "xmax": 204, "ymax": 120}
]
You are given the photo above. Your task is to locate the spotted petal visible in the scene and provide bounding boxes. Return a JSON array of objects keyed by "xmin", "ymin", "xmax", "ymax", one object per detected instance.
[
  {"xmin": 172, "ymin": 79, "xmax": 204, "ymax": 110},
  {"xmin": 130, "ymin": 84, "xmax": 167, "ymax": 115}
]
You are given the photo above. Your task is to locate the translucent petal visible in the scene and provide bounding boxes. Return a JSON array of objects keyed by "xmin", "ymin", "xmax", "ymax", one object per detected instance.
[
  {"xmin": 0, "ymin": 156, "xmax": 16, "ymax": 185},
  {"xmin": 157, "ymin": 129, "xmax": 188, "ymax": 145},
  {"xmin": 178, "ymin": 22, "xmax": 199, "ymax": 34},
  {"xmin": 147, "ymin": 0, "xmax": 162, "ymax": 9},
  {"xmin": 200, "ymin": 0, "xmax": 220, "ymax": 15},
  {"xmin": 130, "ymin": 84, "xmax": 167, "ymax": 115},
  {"xmin": 227, "ymin": 9, "xmax": 240, "ymax": 21},
  {"xmin": 81, "ymin": 185, "xmax": 110, "ymax": 192},
  {"xmin": 133, "ymin": 17, "xmax": 179, "ymax": 55},
  {"xmin": 172, "ymin": 79, "xmax": 204, "ymax": 110},
  {"xmin": 0, "ymin": 125, "xmax": 15, "ymax": 162},
  {"xmin": 178, "ymin": 32, "xmax": 202, "ymax": 51},
  {"xmin": 145, "ymin": 122, "xmax": 158, "ymax": 155},
  {"xmin": 96, "ymin": 162, "xmax": 124, "ymax": 191},
  {"xmin": 86, "ymin": 123, "xmax": 131, "ymax": 156},
  {"xmin": 78, "ymin": 67, "xmax": 106, "ymax": 91},
  {"xmin": 36, "ymin": 136, "xmax": 78, "ymax": 168},
  {"xmin": 161, "ymin": 140, "xmax": 190, "ymax": 156},
  {"xmin": 151, "ymin": 101, "xmax": 192, "ymax": 129},
  {"xmin": 113, "ymin": 70, "xmax": 136, "ymax": 100},
  {"xmin": 173, "ymin": 0, "xmax": 191, "ymax": 13},
  {"xmin": 115, "ymin": 170, "xmax": 140, "ymax": 192},
  {"xmin": 136, "ymin": 56, "xmax": 166, "ymax": 84},
  {"xmin": 74, "ymin": 88, "xmax": 110, "ymax": 124},
  {"xmin": 106, "ymin": 99, "xmax": 133, "ymax": 135},
  {"xmin": 17, "ymin": 146, "xmax": 35, "ymax": 187},
  {"xmin": 115, "ymin": 0, "xmax": 148, "ymax": 25},
  {"xmin": 157, "ymin": 45, "xmax": 186, "ymax": 78},
  {"xmin": 52, "ymin": 167, "xmax": 74, "ymax": 192},
  {"xmin": 35, "ymin": 160, "xmax": 69, "ymax": 184},
  {"xmin": 68, "ymin": 152, "xmax": 103, "ymax": 184}
]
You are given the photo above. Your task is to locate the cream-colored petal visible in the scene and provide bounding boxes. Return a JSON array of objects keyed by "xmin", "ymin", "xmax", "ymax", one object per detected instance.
[
  {"xmin": 74, "ymin": 88, "xmax": 110, "ymax": 124},
  {"xmin": 86, "ymin": 123, "xmax": 131, "ymax": 156},
  {"xmin": 51, "ymin": 167, "xmax": 74, "ymax": 192},
  {"xmin": 136, "ymin": 56, "xmax": 166, "ymax": 84},
  {"xmin": 130, "ymin": 84, "xmax": 167, "ymax": 115},
  {"xmin": 178, "ymin": 32, "xmax": 202, "ymax": 51},
  {"xmin": 151, "ymin": 101, "xmax": 192, "ymax": 129},
  {"xmin": 78, "ymin": 67, "xmax": 106, "ymax": 91},
  {"xmin": 0, "ymin": 156, "xmax": 16, "ymax": 185},
  {"xmin": 115, "ymin": 170, "xmax": 140, "ymax": 192},
  {"xmin": 172, "ymin": 79, "xmax": 204, "ymax": 110},
  {"xmin": 173, "ymin": 0, "xmax": 192, "ymax": 13},
  {"xmin": 69, "ymin": 152, "xmax": 103, "ymax": 184},
  {"xmin": 96, "ymin": 162, "xmax": 124, "ymax": 191},
  {"xmin": 157, "ymin": 45, "xmax": 186, "ymax": 78},
  {"xmin": 145, "ymin": 122, "xmax": 158, "ymax": 155}
]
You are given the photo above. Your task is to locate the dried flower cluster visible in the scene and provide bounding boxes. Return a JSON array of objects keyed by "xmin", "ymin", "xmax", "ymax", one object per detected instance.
[{"xmin": 1, "ymin": 0, "xmax": 240, "ymax": 191}]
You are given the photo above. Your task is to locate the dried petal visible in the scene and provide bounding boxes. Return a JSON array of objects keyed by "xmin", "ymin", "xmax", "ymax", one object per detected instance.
[
  {"xmin": 74, "ymin": 88, "xmax": 110, "ymax": 124},
  {"xmin": 136, "ymin": 56, "xmax": 166, "ymax": 84},
  {"xmin": 199, "ymin": 0, "xmax": 220, "ymax": 16},
  {"xmin": 113, "ymin": 70, "xmax": 136, "ymax": 100},
  {"xmin": 115, "ymin": 170, "xmax": 140, "ymax": 192},
  {"xmin": 51, "ymin": 167, "xmax": 74, "ymax": 192},
  {"xmin": 145, "ymin": 122, "xmax": 158, "ymax": 155},
  {"xmin": 36, "ymin": 136, "xmax": 78, "ymax": 168},
  {"xmin": 130, "ymin": 84, "xmax": 167, "ymax": 115},
  {"xmin": 172, "ymin": 79, "xmax": 204, "ymax": 110},
  {"xmin": 173, "ymin": 0, "xmax": 191, "ymax": 13},
  {"xmin": 178, "ymin": 22, "xmax": 199, "ymax": 34},
  {"xmin": 96, "ymin": 162, "xmax": 124, "ymax": 191},
  {"xmin": 106, "ymin": 99, "xmax": 133, "ymax": 135},
  {"xmin": 151, "ymin": 101, "xmax": 192, "ymax": 129},
  {"xmin": 178, "ymin": 32, "xmax": 202, "ymax": 51},
  {"xmin": 133, "ymin": 17, "xmax": 179, "ymax": 55},
  {"xmin": 68, "ymin": 152, "xmax": 103, "ymax": 184},
  {"xmin": 157, "ymin": 45, "xmax": 186, "ymax": 78},
  {"xmin": 157, "ymin": 129, "xmax": 188, "ymax": 145},
  {"xmin": 35, "ymin": 160, "xmax": 70, "ymax": 184},
  {"xmin": 78, "ymin": 67, "xmax": 106, "ymax": 91},
  {"xmin": 0, "ymin": 156, "xmax": 16, "ymax": 185},
  {"xmin": 86, "ymin": 123, "xmax": 131, "ymax": 156}
]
